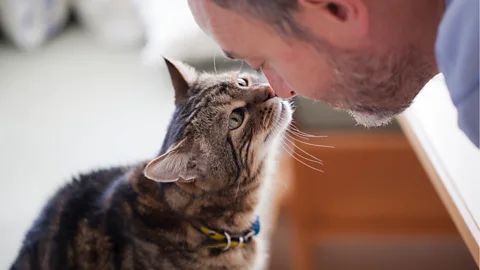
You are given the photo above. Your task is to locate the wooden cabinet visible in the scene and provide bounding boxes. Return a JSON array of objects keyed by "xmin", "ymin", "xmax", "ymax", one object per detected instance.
[{"xmin": 279, "ymin": 131, "xmax": 457, "ymax": 270}]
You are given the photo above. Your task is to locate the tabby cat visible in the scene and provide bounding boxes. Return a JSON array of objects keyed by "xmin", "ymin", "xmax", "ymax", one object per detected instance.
[{"xmin": 10, "ymin": 58, "xmax": 292, "ymax": 270}]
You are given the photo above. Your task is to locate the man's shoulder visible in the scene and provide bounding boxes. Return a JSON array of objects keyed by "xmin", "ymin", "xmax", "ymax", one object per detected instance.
[{"xmin": 436, "ymin": 0, "xmax": 479, "ymax": 147}]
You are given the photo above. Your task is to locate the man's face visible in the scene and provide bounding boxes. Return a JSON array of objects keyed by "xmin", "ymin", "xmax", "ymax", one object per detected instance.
[{"xmin": 189, "ymin": 1, "xmax": 438, "ymax": 127}]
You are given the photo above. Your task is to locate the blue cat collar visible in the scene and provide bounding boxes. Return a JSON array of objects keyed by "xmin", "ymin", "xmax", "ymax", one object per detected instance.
[{"xmin": 251, "ymin": 215, "xmax": 261, "ymax": 236}]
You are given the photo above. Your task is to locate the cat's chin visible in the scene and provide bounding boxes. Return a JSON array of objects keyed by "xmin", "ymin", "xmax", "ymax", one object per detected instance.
[
  {"xmin": 278, "ymin": 100, "xmax": 293, "ymax": 128},
  {"xmin": 274, "ymin": 100, "xmax": 293, "ymax": 131}
]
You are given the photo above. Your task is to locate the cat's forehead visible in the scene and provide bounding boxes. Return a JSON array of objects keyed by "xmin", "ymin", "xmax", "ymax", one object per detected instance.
[
  {"xmin": 193, "ymin": 71, "xmax": 258, "ymax": 97},
  {"xmin": 198, "ymin": 71, "xmax": 257, "ymax": 86},
  {"xmin": 189, "ymin": 74, "xmax": 233, "ymax": 99},
  {"xmin": 197, "ymin": 71, "xmax": 235, "ymax": 87}
]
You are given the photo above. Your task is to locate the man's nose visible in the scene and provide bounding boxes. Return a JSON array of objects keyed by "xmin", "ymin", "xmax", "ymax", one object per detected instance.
[{"xmin": 262, "ymin": 67, "xmax": 297, "ymax": 99}]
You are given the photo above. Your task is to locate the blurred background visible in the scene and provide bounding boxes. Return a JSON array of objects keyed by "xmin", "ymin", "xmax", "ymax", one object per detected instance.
[{"xmin": 0, "ymin": 1, "xmax": 476, "ymax": 269}]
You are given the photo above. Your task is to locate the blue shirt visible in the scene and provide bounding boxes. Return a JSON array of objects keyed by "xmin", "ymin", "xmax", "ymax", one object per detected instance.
[{"xmin": 436, "ymin": 0, "xmax": 479, "ymax": 147}]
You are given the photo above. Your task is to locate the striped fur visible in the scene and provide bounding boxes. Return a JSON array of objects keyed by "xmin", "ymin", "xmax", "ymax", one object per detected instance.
[{"xmin": 10, "ymin": 59, "xmax": 292, "ymax": 270}]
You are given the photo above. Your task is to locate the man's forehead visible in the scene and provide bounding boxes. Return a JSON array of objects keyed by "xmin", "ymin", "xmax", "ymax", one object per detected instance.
[
  {"xmin": 188, "ymin": 0, "xmax": 211, "ymax": 31},
  {"xmin": 189, "ymin": 1, "xmax": 244, "ymax": 40},
  {"xmin": 188, "ymin": 1, "xmax": 229, "ymax": 33},
  {"xmin": 188, "ymin": 1, "xmax": 270, "ymax": 62}
]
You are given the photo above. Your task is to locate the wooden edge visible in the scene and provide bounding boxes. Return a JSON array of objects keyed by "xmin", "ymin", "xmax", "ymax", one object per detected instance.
[{"xmin": 396, "ymin": 114, "xmax": 480, "ymax": 266}]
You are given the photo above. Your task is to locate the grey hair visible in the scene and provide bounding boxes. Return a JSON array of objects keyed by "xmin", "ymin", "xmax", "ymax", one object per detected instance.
[{"xmin": 210, "ymin": 0, "xmax": 313, "ymax": 41}]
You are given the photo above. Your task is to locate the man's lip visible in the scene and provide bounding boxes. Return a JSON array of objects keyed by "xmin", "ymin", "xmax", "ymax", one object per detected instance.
[{"xmin": 271, "ymin": 84, "xmax": 297, "ymax": 99}]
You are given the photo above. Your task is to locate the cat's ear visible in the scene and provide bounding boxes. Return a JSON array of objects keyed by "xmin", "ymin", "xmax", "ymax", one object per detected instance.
[
  {"xmin": 164, "ymin": 57, "xmax": 198, "ymax": 105},
  {"xmin": 144, "ymin": 140, "xmax": 203, "ymax": 183}
]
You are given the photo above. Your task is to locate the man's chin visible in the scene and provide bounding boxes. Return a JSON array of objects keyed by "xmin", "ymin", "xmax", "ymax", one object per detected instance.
[{"xmin": 347, "ymin": 110, "xmax": 394, "ymax": 128}]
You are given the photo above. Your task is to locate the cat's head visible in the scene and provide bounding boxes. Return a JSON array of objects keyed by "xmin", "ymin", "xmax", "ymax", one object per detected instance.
[{"xmin": 144, "ymin": 58, "xmax": 292, "ymax": 192}]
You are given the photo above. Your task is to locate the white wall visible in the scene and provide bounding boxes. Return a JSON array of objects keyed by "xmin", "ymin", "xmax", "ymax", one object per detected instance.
[{"xmin": 0, "ymin": 27, "xmax": 175, "ymax": 268}]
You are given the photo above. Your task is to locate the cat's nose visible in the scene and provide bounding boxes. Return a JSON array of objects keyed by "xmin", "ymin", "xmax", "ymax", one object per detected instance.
[
  {"xmin": 252, "ymin": 85, "xmax": 277, "ymax": 103},
  {"xmin": 264, "ymin": 86, "xmax": 276, "ymax": 101}
]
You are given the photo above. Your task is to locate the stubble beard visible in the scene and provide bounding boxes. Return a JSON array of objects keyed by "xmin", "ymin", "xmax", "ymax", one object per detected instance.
[{"xmin": 314, "ymin": 41, "xmax": 437, "ymax": 127}]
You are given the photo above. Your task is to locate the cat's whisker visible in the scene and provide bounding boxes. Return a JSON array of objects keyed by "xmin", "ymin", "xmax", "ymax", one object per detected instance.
[
  {"xmin": 287, "ymin": 129, "xmax": 311, "ymax": 140},
  {"xmin": 288, "ymin": 123, "xmax": 310, "ymax": 135},
  {"xmin": 287, "ymin": 100, "xmax": 296, "ymax": 109},
  {"xmin": 213, "ymin": 53, "xmax": 218, "ymax": 75},
  {"xmin": 289, "ymin": 124, "xmax": 328, "ymax": 138},
  {"xmin": 266, "ymin": 123, "xmax": 292, "ymax": 189},
  {"xmin": 286, "ymin": 130, "xmax": 327, "ymax": 147},
  {"xmin": 285, "ymin": 132, "xmax": 335, "ymax": 148},
  {"xmin": 291, "ymin": 128, "xmax": 325, "ymax": 139},
  {"xmin": 291, "ymin": 132, "xmax": 324, "ymax": 140},
  {"xmin": 280, "ymin": 143, "xmax": 324, "ymax": 173},
  {"xmin": 271, "ymin": 122, "xmax": 324, "ymax": 169},
  {"xmin": 282, "ymin": 139, "xmax": 323, "ymax": 165},
  {"xmin": 239, "ymin": 60, "xmax": 244, "ymax": 73},
  {"xmin": 283, "ymin": 136, "xmax": 323, "ymax": 164}
]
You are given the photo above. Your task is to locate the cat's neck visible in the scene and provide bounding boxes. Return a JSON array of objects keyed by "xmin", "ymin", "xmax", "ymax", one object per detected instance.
[
  {"xmin": 162, "ymin": 177, "xmax": 262, "ymax": 234},
  {"xmin": 128, "ymin": 162, "xmax": 265, "ymax": 234}
]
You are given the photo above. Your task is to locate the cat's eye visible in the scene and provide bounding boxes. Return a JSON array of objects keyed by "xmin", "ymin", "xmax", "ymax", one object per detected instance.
[
  {"xmin": 237, "ymin": 77, "xmax": 248, "ymax": 87},
  {"xmin": 229, "ymin": 108, "xmax": 245, "ymax": 130}
]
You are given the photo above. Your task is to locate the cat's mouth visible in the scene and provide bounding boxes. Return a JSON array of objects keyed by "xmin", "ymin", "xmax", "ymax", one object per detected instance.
[{"xmin": 263, "ymin": 99, "xmax": 292, "ymax": 142}]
